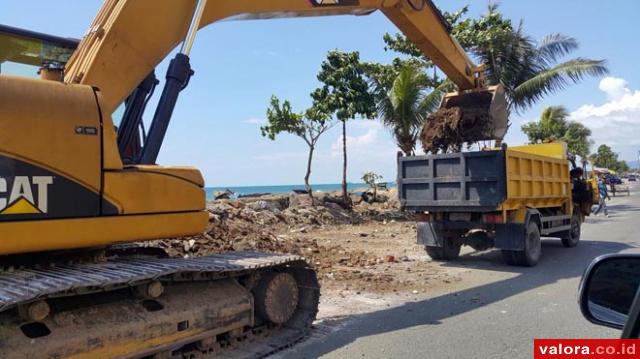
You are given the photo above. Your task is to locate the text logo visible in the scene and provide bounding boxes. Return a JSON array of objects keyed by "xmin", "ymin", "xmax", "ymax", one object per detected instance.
[{"xmin": 0, "ymin": 176, "xmax": 53, "ymax": 214}]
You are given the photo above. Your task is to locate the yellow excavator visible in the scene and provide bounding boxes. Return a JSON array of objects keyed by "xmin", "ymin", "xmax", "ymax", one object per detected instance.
[{"xmin": 0, "ymin": 0, "xmax": 507, "ymax": 357}]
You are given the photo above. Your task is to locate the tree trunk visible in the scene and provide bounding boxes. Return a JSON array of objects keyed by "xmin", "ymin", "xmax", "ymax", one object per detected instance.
[
  {"xmin": 304, "ymin": 145, "xmax": 314, "ymax": 200},
  {"xmin": 341, "ymin": 120, "xmax": 348, "ymax": 203}
]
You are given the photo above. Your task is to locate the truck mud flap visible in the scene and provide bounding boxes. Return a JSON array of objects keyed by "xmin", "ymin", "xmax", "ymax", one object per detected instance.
[
  {"xmin": 417, "ymin": 222, "xmax": 443, "ymax": 247},
  {"xmin": 495, "ymin": 223, "xmax": 525, "ymax": 251}
]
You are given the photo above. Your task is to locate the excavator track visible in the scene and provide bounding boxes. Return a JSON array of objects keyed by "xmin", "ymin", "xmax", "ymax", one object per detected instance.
[{"xmin": 0, "ymin": 251, "xmax": 320, "ymax": 358}]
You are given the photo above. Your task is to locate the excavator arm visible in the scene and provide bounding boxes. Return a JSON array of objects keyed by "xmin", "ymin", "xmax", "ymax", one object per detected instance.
[{"xmin": 65, "ymin": 0, "xmax": 484, "ymax": 114}]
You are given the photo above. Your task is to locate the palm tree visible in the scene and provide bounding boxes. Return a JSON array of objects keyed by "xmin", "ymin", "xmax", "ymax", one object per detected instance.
[
  {"xmin": 522, "ymin": 105, "xmax": 569, "ymax": 142},
  {"xmin": 522, "ymin": 105, "xmax": 593, "ymax": 168},
  {"xmin": 371, "ymin": 65, "xmax": 443, "ymax": 156},
  {"xmin": 469, "ymin": 7, "xmax": 609, "ymax": 113}
]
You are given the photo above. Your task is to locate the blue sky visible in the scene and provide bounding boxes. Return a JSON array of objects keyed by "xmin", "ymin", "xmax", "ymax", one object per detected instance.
[{"xmin": 2, "ymin": 1, "xmax": 639, "ymax": 185}]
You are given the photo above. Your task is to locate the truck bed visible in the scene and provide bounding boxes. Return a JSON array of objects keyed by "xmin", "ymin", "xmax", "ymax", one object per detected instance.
[{"xmin": 398, "ymin": 150, "xmax": 506, "ymax": 212}]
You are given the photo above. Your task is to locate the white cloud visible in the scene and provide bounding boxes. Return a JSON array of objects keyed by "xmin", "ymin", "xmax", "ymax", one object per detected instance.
[
  {"xmin": 598, "ymin": 77, "xmax": 631, "ymax": 100},
  {"xmin": 331, "ymin": 128, "xmax": 379, "ymax": 156},
  {"xmin": 569, "ymin": 77, "xmax": 640, "ymax": 157},
  {"xmin": 243, "ymin": 117, "xmax": 266, "ymax": 125}
]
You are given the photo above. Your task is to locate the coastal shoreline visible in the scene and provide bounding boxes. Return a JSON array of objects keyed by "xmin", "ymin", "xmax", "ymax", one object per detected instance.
[{"xmin": 206, "ymin": 182, "xmax": 395, "ymax": 199}]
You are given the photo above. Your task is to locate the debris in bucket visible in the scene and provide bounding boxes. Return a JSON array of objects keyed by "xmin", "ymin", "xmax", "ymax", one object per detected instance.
[{"xmin": 420, "ymin": 90, "xmax": 497, "ymax": 154}]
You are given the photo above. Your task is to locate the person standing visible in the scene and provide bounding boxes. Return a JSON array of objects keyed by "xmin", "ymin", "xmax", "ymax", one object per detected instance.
[{"xmin": 593, "ymin": 176, "xmax": 611, "ymax": 217}]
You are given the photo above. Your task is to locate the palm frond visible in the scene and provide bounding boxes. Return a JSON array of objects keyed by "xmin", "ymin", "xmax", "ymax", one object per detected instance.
[
  {"xmin": 511, "ymin": 58, "xmax": 609, "ymax": 111},
  {"xmin": 537, "ymin": 34, "xmax": 579, "ymax": 66},
  {"xmin": 417, "ymin": 79, "xmax": 451, "ymax": 115}
]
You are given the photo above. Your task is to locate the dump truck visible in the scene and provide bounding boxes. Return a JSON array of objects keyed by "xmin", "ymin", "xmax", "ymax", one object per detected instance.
[{"xmin": 398, "ymin": 143, "xmax": 595, "ymax": 266}]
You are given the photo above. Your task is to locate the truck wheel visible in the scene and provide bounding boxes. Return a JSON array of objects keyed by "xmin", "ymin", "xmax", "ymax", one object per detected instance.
[
  {"xmin": 560, "ymin": 213, "xmax": 581, "ymax": 248},
  {"xmin": 425, "ymin": 237, "xmax": 461, "ymax": 261},
  {"xmin": 506, "ymin": 222, "xmax": 541, "ymax": 267}
]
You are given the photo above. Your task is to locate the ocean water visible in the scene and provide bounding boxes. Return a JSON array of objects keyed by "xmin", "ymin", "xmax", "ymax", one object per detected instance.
[{"xmin": 205, "ymin": 182, "xmax": 394, "ymax": 200}]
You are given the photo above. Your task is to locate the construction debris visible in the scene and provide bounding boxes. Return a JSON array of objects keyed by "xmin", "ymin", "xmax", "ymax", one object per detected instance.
[
  {"xmin": 141, "ymin": 189, "xmax": 457, "ymax": 293},
  {"xmin": 420, "ymin": 106, "xmax": 494, "ymax": 154},
  {"xmin": 213, "ymin": 188, "xmax": 235, "ymax": 200}
]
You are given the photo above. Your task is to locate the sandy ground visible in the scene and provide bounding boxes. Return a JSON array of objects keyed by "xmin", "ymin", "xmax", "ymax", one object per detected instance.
[{"xmin": 283, "ymin": 220, "xmax": 470, "ymax": 319}]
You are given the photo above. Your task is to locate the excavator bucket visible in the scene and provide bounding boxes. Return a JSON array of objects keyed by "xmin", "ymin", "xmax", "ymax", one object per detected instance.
[
  {"xmin": 439, "ymin": 84, "xmax": 508, "ymax": 140},
  {"xmin": 421, "ymin": 85, "xmax": 509, "ymax": 153}
]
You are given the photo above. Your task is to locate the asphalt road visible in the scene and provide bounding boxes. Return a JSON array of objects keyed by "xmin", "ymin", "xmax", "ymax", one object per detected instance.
[{"xmin": 281, "ymin": 184, "xmax": 639, "ymax": 359}]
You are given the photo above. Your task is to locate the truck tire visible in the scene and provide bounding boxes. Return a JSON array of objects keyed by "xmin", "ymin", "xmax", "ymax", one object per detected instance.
[
  {"xmin": 425, "ymin": 237, "xmax": 461, "ymax": 261},
  {"xmin": 503, "ymin": 222, "xmax": 541, "ymax": 267},
  {"xmin": 560, "ymin": 213, "xmax": 581, "ymax": 248}
]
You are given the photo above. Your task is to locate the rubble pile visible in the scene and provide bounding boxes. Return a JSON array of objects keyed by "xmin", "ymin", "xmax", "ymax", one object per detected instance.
[
  {"xmin": 196, "ymin": 198, "xmax": 360, "ymax": 254},
  {"xmin": 148, "ymin": 189, "xmax": 407, "ymax": 268}
]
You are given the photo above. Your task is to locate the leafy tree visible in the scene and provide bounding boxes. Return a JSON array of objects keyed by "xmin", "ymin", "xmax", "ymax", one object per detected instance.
[
  {"xmin": 370, "ymin": 64, "xmax": 444, "ymax": 155},
  {"xmin": 522, "ymin": 105, "xmax": 592, "ymax": 168},
  {"xmin": 361, "ymin": 171, "xmax": 383, "ymax": 201},
  {"xmin": 261, "ymin": 96, "xmax": 333, "ymax": 199},
  {"xmin": 563, "ymin": 122, "xmax": 593, "ymax": 169},
  {"xmin": 591, "ymin": 144, "xmax": 618, "ymax": 170},
  {"xmin": 312, "ymin": 50, "xmax": 376, "ymax": 203},
  {"xmin": 381, "ymin": 4, "xmax": 608, "ymax": 122},
  {"xmin": 383, "ymin": 6, "xmax": 470, "ymax": 65},
  {"xmin": 616, "ymin": 160, "xmax": 630, "ymax": 173},
  {"xmin": 372, "ymin": 7, "xmax": 468, "ymax": 97},
  {"xmin": 522, "ymin": 106, "xmax": 569, "ymax": 142}
]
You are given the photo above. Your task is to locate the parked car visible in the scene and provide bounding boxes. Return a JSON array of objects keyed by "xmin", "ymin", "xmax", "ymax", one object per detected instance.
[
  {"xmin": 629, "ymin": 175, "xmax": 637, "ymax": 182},
  {"xmin": 605, "ymin": 175, "xmax": 623, "ymax": 185}
]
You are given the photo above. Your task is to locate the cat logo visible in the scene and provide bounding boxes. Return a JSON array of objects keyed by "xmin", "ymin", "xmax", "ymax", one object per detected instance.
[
  {"xmin": 0, "ymin": 176, "xmax": 53, "ymax": 214},
  {"xmin": 309, "ymin": 0, "xmax": 359, "ymax": 6}
]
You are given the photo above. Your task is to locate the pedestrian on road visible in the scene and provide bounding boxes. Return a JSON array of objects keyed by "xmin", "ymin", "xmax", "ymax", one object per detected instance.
[{"xmin": 593, "ymin": 176, "xmax": 611, "ymax": 217}]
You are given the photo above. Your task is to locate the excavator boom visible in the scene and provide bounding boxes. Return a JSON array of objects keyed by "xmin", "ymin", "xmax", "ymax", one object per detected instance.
[{"xmin": 65, "ymin": 0, "xmax": 483, "ymax": 114}]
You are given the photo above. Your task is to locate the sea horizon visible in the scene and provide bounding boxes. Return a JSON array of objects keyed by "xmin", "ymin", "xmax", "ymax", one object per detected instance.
[{"xmin": 205, "ymin": 182, "xmax": 395, "ymax": 199}]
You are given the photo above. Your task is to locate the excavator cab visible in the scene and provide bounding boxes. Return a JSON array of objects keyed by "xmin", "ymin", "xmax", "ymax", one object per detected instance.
[
  {"xmin": 0, "ymin": 24, "xmax": 77, "ymax": 80},
  {"xmin": 0, "ymin": 24, "xmax": 148, "ymax": 162}
]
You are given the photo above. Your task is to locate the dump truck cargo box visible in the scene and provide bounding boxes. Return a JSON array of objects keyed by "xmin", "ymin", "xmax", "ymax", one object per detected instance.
[
  {"xmin": 398, "ymin": 144, "xmax": 571, "ymax": 213},
  {"xmin": 398, "ymin": 150, "xmax": 506, "ymax": 212}
]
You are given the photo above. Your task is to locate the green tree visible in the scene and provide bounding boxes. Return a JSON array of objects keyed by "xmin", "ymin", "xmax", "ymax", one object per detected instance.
[
  {"xmin": 522, "ymin": 105, "xmax": 592, "ymax": 168},
  {"xmin": 261, "ymin": 96, "xmax": 333, "ymax": 198},
  {"xmin": 361, "ymin": 171, "xmax": 383, "ymax": 201},
  {"xmin": 522, "ymin": 106, "xmax": 569, "ymax": 142},
  {"xmin": 382, "ymin": 4, "xmax": 608, "ymax": 116},
  {"xmin": 370, "ymin": 64, "xmax": 444, "ymax": 155},
  {"xmin": 563, "ymin": 122, "xmax": 593, "ymax": 169},
  {"xmin": 312, "ymin": 50, "xmax": 376, "ymax": 203},
  {"xmin": 616, "ymin": 160, "xmax": 630, "ymax": 173},
  {"xmin": 591, "ymin": 144, "xmax": 618, "ymax": 169}
]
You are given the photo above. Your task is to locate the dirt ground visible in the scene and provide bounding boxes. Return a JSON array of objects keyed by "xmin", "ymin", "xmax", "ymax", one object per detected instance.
[
  {"xmin": 293, "ymin": 220, "xmax": 461, "ymax": 294},
  {"xmin": 291, "ymin": 219, "xmax": 469, "ymax": 319},
  {"xmin": 145, "ymin": 190, "xmax": 467, "ymax": 318}
]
